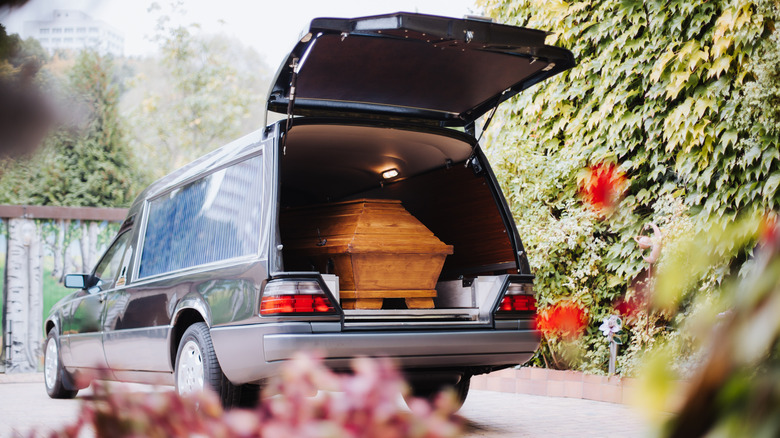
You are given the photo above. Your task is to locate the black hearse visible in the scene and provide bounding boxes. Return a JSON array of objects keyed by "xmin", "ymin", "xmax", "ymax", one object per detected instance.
[{"xmin": 43, "ymin": 12, "xmax": 574, "ymax": 408}]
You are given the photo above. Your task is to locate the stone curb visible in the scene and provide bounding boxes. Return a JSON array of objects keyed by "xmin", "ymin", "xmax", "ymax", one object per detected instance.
[{"xmin": 471, "ymin": 367, "xmax": 687, "ymax": 408}]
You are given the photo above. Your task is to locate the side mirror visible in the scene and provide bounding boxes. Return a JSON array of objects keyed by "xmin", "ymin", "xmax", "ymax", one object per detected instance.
[{"xmin": 64, "ymin": 274, "xmax": 93, "ymax": 289}]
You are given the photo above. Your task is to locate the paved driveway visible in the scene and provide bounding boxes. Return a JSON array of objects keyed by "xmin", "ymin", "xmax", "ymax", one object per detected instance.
[{"xmin": 0, "ymin": 375, "xmax": 651, "ymax": 437}]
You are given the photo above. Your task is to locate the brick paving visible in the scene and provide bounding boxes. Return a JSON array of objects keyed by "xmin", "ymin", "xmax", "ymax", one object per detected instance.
[
  {"xmin": 460, "ymin": 390, "xmax": 653, "ymax": 437},
  {"xmin": 472, "ymin": 367, "xmax": 647, "ymax": 405},
  {"xmin": 0, "ymin": 374, "xmax": 654, "ymax": 437}
]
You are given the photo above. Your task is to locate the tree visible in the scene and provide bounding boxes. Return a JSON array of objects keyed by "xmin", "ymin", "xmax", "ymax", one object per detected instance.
[
  {"xmin": 0, "ymin": 47, "xmax": 138, "ymax": 287},
  {"xmin": 125, "ymin": 2, "xmax": 270, "ymax": 182},
  {"xmin": 477, "ymin": 0, "xmax": 779, "ymax": 373},
  {"xmin": 0, "ymin": 24, "xmax": 52, "ymax": 159},
  {"xmin": 0, "ymin": 49, "xmax": 139, "ymax": 207}
]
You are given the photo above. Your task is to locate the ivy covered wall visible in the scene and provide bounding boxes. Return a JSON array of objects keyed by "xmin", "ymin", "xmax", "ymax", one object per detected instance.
[{"xmin": 477, "ymin": 0, "xmax": 780, "ymax": 373}]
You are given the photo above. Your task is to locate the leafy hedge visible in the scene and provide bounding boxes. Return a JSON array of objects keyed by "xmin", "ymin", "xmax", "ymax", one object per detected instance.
[{"xmin": 477, "ymin": 0, "xmax": 780, "ymax": 373}]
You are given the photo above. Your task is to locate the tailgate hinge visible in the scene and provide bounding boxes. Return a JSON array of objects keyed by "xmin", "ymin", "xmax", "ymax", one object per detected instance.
[
  {"xmin": 282, "ymin": 57, "xmax": 300, "ymax": 155},
  {"xmin": 282, "ymin": 36, "xmax": 319, "ymax": 155}
]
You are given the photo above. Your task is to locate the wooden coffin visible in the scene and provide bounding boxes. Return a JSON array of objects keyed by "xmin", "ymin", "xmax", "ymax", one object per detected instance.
[{"xmin": 281, "ymin": 199, "xmax": 453, "ymax": 309}]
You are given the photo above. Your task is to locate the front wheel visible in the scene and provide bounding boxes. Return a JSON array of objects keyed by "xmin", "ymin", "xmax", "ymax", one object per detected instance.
[{"xmin": 43, "ymin": 329, "xmax": 78, "ymax": 399}]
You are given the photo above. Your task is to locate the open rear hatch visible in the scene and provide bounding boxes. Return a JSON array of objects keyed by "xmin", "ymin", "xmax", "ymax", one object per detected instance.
[
  {"xmin": 266, "ymin": 12, "xmax": 575, "ymax": 126},
  {"xmin": 269, "ymin": 13, "xmax": 574, "ymax": 325}
]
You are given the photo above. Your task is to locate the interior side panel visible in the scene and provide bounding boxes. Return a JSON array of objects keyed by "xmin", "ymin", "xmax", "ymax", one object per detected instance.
[{"xmin": 356, "ymin": 165, "xmax": 516, "ymax": 278}]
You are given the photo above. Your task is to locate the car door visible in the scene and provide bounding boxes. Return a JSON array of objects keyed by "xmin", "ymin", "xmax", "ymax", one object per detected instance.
[
  {"xmin": 65, "ymin": 230, "xmax": 132, "ymax": 369},
  {"xmin": 101, "ymin": 235, "xmax": 175, "ymax": 374}
]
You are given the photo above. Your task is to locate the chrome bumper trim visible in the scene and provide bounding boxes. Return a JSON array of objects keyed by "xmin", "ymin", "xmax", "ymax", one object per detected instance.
[{"xmin": 263, "ymin": 330, "xmax": 539, "ymax": 362}]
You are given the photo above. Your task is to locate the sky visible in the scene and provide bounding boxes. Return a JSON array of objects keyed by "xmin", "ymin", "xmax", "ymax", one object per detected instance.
[{"xmin": 1, "ymin": 0, "xmax": 482, "ymax": 67}]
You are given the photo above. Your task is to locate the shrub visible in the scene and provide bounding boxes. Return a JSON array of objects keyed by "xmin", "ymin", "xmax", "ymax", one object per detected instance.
[
  {"xmin": 48, "ymin": 355, "xmax": 462, "ymax": 438},
  {"xmin": 638, "ymin": 214, "xmax": 780, "ymax": 437},
  {"xmin": 478, "ymin": 0, "xmax": 780, "ymax": 374}
]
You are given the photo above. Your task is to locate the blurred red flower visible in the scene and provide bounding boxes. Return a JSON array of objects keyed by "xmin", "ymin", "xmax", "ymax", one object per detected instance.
[
  {"xmin": 537, "ymin": 301, "xmax": 589, "ymax": 340},
  {"xmin": 759, "ymin": 213, "xmax": 779, "ymax": 251},
  {"xmin": 614, "ymin": 294, "xmax": 642, "ymax": 320},
  {"xmin": 579, "ymin": 163, "xmax": 626, "ymax": 215}
]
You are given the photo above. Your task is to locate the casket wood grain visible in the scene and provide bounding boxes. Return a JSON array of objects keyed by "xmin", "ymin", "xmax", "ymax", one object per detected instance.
[{"xmin": 281, "ymin": 199, "xmax": 453, "ymax": 309}]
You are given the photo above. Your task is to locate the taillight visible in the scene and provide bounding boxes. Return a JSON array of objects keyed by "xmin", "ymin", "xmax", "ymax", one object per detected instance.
[
  {"xmin": 260, "ymin": 280, "xmax": 336, "ymax": 316},
  {"xmin": 496, "ymin": 282, "xmax": 536, "ymax": 316},
  {"xmin": 499, "ymin": 294, "xmax": 537, "ymax": 312}
]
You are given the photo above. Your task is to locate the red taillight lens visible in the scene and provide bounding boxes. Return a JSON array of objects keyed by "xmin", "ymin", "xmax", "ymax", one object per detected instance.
[
  {"xmin": 259, "ymin": 280, "xmax": 336, "ymax": 315},
  {"xmin": 498, "ymin": 294, "xmax": 537, "ymax": 312},
  {"xmin": 500, "ymin": 296, "xmax": 513, "ymax": 311},
  {"xmin": 260, "ymin": 295, "xmax": 335, "ymax": 315}
]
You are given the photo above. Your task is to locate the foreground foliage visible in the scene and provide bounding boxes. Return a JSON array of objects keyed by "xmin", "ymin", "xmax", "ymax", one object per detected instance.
[
  {"xmin": 478, "ymin": 0, "xmax": 780, "ymax": 374},
  {"xmin": 636, "ymin": 215, "xmax": 780, "ymax": 438},
  {"xmin": 48, "ymin": 356, "xmax": 461, "ymax": 438}
]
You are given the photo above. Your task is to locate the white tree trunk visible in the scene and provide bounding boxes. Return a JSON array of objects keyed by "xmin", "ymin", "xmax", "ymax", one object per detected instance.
[
  {"xmin": 52, "ymin": 219, "xmax": 65, "ymax": 280},
  {"xmin": 88, "ymin": 221, "xmax": 99, "ymax": 269},
  {"xmin": 4, "ymin": 218, "xmax": 43, "ymax": 373},
  {"xmin": 78, "ymin": 221, "xmax": 101, "ymax": 272},
  {"xmin": 79, "ymin": 221, "xmax": 89, "ymax": 272}
]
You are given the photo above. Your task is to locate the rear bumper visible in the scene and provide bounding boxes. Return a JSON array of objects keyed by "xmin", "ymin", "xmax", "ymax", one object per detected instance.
[{"xmin": 211, "ymin": 322, "xmax": 540, "ymax": 384}]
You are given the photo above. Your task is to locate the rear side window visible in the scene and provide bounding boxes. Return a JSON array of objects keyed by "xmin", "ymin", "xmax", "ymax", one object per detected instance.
[{"xmin": 138, "ymin": 154, "xmax": 264, "ymax": 279}]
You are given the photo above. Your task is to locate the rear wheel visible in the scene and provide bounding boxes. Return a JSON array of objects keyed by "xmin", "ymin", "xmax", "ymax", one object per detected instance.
[
  {"xmin": 43, "ymin": 329, "xmax": 78, "ymax": 399},
  {"xmin": 453, "ymin": 375, "xmax": 471, "ymax": 409},
  {"xmin": 404, "ymin": 374, "xmax": 471, "ymax": 411},
  {"xmin": 174, "ymin": 322, "xmax": 259, "ymax": 408},
  {"xmin": 175, "ymin": 323, "xmax": 222, "ymax": 396}
]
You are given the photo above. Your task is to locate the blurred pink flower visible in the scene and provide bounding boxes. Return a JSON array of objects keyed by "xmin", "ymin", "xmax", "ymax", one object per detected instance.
[{"xmin": 50, "ymin": 354, "xmax": 462, "ymax": 438}]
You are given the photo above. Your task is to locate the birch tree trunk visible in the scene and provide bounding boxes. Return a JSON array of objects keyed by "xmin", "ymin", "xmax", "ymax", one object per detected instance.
[
  {"xmin": 4, "ymin": 218, "xmax": 43, "ymax": 373},
  {"xmin": 79, "ymin": 221, "xmax": 90, "ymax": 272},
  {"xmin": 88, "ymin": 221, "xmax": 99, "ymax": 268},
  {"xmin": 52, "ymin": 219, "xmax": 65, "ymax": 280},
  {"xmin": 1, "ymin": 219, "xmax": 6, "ymax": 367},
  {"xmin": 61, "ymin": 219, "xmax": 73, "ymax": 280}
]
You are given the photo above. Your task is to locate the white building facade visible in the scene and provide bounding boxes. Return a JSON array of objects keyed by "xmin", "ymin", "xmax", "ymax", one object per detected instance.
[{"xmin": 22, "ymin": 9, "xmax": 124, "ymax": 56}]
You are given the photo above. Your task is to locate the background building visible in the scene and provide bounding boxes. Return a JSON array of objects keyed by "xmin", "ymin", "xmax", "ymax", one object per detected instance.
[{"xmin": 22, "ymin": 9, "xmax": 124, "ymax": 56}]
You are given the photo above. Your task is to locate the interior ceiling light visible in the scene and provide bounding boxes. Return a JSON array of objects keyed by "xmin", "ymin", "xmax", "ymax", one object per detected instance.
[{"xmin": 381, "ymin": 168, "xmax": 399, "ymax": 179}]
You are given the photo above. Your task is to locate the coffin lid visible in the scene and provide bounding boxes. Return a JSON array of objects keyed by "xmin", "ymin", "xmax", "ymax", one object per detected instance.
[{"xmin": 267, "ymin": 12, "xmax": 575, "ymax": 127}]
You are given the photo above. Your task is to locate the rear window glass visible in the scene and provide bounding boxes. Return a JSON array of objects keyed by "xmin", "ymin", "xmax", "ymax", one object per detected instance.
[{"xmin": 138, "ymin": 154, "xmax": 263, "ymax": 278}]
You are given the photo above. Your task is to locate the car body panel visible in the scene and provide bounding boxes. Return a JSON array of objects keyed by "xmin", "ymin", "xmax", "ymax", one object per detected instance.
[
  {"xmin": 102, "ymin": 287, "xmax": 172, "ymax": 372},
  {"xmin": 63, "ymin": 291, "xmax": 108, "ymax": 369}
]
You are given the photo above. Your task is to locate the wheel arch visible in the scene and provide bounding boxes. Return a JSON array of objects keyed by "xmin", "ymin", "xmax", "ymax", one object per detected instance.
[
  {"xmin": 44, "ymin": 318, "xmax": 58, "ymax": 336},
  {"xmin": 169, "ymin": 304, "xmax": 210, "ymax": 371}
]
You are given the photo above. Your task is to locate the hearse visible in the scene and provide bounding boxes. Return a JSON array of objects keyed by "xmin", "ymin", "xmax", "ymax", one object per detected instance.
[{"xmin": 43, "ymin": 12, "xmax": 574, "ymax": 408}]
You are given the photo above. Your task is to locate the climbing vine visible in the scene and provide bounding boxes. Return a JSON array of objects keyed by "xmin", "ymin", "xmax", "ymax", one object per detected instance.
[{"xmin": 478, "ymin": 0, "xmax": 780, "ymax": 374}]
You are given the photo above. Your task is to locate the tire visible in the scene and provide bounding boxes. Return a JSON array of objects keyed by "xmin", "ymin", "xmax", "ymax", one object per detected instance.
[
  {"xmin": 453, "ymin": 375, "xmax": 471, "ymax": 409},
  {"xmin": 43, "ymin": 329, "xmax": 78, "ymax": 399},
  {"xmin": 404, "ymin": 374, "xmax": 471, "ymax": 411},
  {"xmin": 174, "ymin": 322, "xmax": 254, "ymax": 408},
  {"xmin": 223, "ymin": 379, "xmax": 262, "ymax": 408}
]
